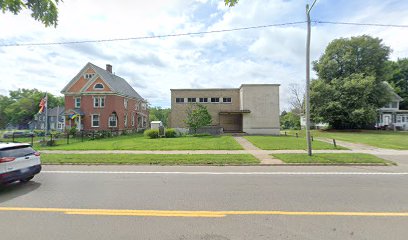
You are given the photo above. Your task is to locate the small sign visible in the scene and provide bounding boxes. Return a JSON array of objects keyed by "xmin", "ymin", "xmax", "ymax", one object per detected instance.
[{"xmin": 158, "ymin": 126, "xmax": 165, "ymax": 137}]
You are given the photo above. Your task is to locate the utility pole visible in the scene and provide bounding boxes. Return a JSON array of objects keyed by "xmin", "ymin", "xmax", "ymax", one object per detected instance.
[{"xmin": 305, "ymin": 0, "xmax": 317, "ymax": 156}]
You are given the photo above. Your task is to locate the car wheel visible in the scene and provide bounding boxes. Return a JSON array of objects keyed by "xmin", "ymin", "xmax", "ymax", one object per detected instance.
[{"xmin": 20, "ymin": 176, "xmax": 34, "ymax": 183}]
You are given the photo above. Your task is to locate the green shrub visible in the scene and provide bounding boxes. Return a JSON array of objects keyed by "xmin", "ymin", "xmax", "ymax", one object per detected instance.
[
  {"xmin": 144, "ymin": 129, "xmax": 159, "ymax": 139},
  {"xmin": 165, "ymin": 128, "xmax": 177, "ymax": 138}
]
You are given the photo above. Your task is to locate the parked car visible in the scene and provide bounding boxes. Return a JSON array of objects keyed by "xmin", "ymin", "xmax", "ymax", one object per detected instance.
[
  {"xmin": 0, "ymin": 143, "xmax": 41, "ymax": 185},
  {"xmin": 2, "ymin": 131, "xmax": 34, "ymax": 139}
]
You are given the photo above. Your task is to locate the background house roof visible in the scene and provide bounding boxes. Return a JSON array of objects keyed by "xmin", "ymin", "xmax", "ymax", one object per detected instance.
[{"xmin": 61, "ymin": 62, "xmax": 144, "ymax": 101}]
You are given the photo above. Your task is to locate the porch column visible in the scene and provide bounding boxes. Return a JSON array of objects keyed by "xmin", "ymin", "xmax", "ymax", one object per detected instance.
[{"xmin": 78, "ymin": 115, "xmax": 82, "ymax": 131}]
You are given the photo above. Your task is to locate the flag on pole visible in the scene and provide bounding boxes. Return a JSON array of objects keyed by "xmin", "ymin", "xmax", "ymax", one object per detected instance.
[{"xmin": 38, "ymin": 95, "xmax": 48, "ymax": 113}]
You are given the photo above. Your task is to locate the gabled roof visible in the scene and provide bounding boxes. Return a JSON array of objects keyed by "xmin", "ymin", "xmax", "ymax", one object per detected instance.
[
  {"xmin": 383, "ymin": 81, "xmax": 403, "ymax": 102},
  {"xmin": 61, "ymin": 62, "xmax": 143, "ymax": 100}
]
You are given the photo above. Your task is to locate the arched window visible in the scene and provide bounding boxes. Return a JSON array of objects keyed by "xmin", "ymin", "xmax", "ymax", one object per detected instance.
[
  {"xmin": 108, "ymin": 113, "xmax": 117, "ymax": 127},
  {"xmin": 94, "ymin": 83, "xmax": 104, "ymax": 89}
]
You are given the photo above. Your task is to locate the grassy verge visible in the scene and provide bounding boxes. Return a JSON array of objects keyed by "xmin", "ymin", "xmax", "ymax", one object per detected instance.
[
  {"xmin": 272, "ymin": 153, "xmax": 392, "ymax": 164},
  {"xmin": 282, "ymin": 130, "xmax": 408, "ymax": 150},
  {"xmin": 41, "ymin": 154, "xmax": 259, "ymax": 165},
  {"xmin": 244, "ymin": 136, "xmax": 347, "ymax": 150},
  {"xmin": 37, "ymin": 134, "xmax": 243, "ymax": 150}
]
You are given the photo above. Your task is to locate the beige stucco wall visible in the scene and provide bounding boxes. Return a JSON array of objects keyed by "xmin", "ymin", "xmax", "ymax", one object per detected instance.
[
  {"xmin": 240, "ymin": 84, "xmax": 280, "ymax": 135},
  {"xmin": 170, "ymin": 89, "xmax": 240, "ymax": 128}
]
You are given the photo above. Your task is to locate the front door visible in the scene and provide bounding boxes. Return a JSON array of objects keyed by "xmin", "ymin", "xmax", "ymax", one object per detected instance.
[{"xmin": 383, "ymin": 114, "xmax": 391, "ymax": 125}]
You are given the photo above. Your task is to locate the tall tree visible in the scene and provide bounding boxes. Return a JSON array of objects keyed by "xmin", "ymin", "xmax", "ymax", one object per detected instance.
[
  {"xmin": 311, "ymin": 35, "xmax": 391, "ymax": 129},
  {"xmin": 184, "ymin": 103, "xmax": 212, "ymax": 133},
  {"xmin": 0, "ymin": 0, "xmax": 60, "ymax": 27},
  {"xmin": 313, "ymin": 35, "xmax": 391, "ymax": 82},
  {"xmin": 386, "ymin": 59, "xmax": 408, "ymax": 109}
]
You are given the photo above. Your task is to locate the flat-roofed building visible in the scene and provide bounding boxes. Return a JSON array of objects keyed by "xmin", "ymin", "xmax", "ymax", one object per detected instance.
[{"xmin": 169, "ymin": 84, "xmax": 280, "ymax": 135}]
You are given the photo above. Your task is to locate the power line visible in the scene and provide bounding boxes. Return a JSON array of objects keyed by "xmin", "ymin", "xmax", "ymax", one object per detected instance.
[
  {"xmin": 0, "ymin": 21, "xmax": 306, "ymax": 47},
  {"xmin": 313, "ymin": 20, "xmax": 408, "ymax": 28},
  {"xmin": 2, "ymin": 20, "xmax": 407, "ymax": 48}
]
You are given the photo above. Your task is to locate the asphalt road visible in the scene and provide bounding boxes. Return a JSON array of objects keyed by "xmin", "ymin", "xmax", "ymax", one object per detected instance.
[{"xmin": 1, "ymin": 165, "xmax": 408, "ymax": 240}]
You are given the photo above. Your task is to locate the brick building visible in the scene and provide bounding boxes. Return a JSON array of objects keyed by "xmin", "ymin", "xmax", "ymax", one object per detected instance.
[{"xmin": 61, "ymin": 62, "xmax": 148, "ymax": 131}]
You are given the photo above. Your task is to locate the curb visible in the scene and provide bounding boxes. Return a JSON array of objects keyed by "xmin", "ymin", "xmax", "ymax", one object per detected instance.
[{"xmin": 41, "ymin": 162, "xmax": 395, "ymax": 167}]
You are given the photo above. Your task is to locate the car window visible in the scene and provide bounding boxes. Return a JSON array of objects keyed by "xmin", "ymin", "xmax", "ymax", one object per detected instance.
[{"xmin": 0, "ymin": 146, "xmax": 36, "ymax": 158}]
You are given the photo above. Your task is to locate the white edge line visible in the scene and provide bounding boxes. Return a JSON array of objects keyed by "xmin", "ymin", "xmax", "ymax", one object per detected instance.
[{"xmin": 41, "ymin": 171, "xmax": 408, "ymax": 175}]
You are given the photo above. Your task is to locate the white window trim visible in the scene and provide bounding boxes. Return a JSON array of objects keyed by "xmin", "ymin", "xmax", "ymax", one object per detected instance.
[
  {"xmin": 131, "ymin": 112, "xmax": 135, "ymax": 127},
  {"xmin": 124, "ymin": 98, "xmax": 128, "ymax": 109},
  {"xmin": 93, "ymin": 83, "xmax": 104, "ymax": 90},
  {"xmin": 222, "ymin": 97, "xmax": 232, "ymax": 103},
  {"xmin": 108, "ymin": 114, "xmax": 117, "ymax": 127},
  {"xmin": 91, "ymin": 114, "xmax": 100, "ymax": 127},
  {"xmin": 93, "ymin": 97, "xmax": 100, "ymax": 108},
  {"xmin": 124, "ymin": 113, "xmax": 128, "ymax": 127},
  {"xmin": 210, "ymin": 97, "xmax": 220, "ymax": 103},
  {"xmin": 75, "ymin": 97, "xmax": 81, "ymax": 108}
]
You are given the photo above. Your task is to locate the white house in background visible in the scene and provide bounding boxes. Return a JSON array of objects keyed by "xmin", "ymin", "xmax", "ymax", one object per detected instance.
[
  {"xmin": 376, "ymin": 87, "xmax": 408, "ymax": 130},
  {"xmin": 300, "ymin": 116, "xmax": 329, "ymax": 130},
  {"xmin": 301, "ymin": 83, "xmax": 408, "ymax": 130}
]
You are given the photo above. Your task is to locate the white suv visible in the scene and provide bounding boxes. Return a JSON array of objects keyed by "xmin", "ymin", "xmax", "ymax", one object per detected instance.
[{"xmin": 0, "ymin": 143, "xmax": 41, "ymax": 185}]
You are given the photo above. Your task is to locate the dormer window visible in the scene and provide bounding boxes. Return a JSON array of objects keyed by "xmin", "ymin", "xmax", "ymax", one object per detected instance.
[
  {"xmin": 94, "ymin": 83, "xmax": 104, "ymax": 90},
  {"xmin": 84, "ymin": 73, "xmax": 95, "ymax": 79}
]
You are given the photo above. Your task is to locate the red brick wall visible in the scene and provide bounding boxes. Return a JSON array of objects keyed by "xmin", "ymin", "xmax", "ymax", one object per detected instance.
[{"xmin": 65, "ymin": 94, "xmax": 148, "ymax": 131}]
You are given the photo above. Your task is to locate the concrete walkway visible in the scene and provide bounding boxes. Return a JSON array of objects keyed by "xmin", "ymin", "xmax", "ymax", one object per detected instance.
[{"xmin": 232, "ymin": 136, "xmax": 283, "ymax": 164}]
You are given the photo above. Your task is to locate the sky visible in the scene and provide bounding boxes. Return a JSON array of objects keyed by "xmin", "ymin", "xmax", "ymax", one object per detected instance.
[{"xmin": 1, "ymin": 0, "xmax": 408, "ymax": 111}]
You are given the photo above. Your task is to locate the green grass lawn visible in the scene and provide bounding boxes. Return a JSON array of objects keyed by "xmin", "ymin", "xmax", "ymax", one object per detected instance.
[
  {"xmin": 244, "ymin": 136, "xmax": 346, "ymax": 150},
  {"xmin": 37, "ymin": 134, "xmax": 243, "ymax": 150},
  {"xmin": 41, "ymin": 154, "xmax": 259, "ymax": 165},
  {"xmin": 272, "ymin": 153, "xmax": 391, "ymax": 164},
  {"xmin": 282, "ymin": 130, "xmax": 408, "ymax": 150}
]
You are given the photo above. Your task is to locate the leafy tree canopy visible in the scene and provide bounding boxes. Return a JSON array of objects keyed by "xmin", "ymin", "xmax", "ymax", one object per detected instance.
[
  {"xmin": 311, "ymin": 35, "xmax": 392, "ymax": 129},
  {"xmin": 0, "ymin": 0, "xmax": 60, "ymax": 27},
  {"xmin": 224, "ymin": 0, "xmax": 239, "ymax": 7},
  {"xmin": 184, "ymin": 103, "xmax": 212, "ymax": 133},
  {"xmin": 0, "ymin": 88, "xmax": 64, "ymax": 128},
  {"xmin": 311, "ymin": 74, "xmax": 390, "ymax": 129},
  {"xmin": 313, "ymin": 35, "xmax": 390, "ymax": 82},
  {"xmin": 385, "ymin": 58, "xmax": 408, "ymax": 109}
]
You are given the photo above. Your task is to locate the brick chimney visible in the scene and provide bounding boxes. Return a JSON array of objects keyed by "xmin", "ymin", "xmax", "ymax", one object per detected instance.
[{"xmin": 106, "ymin": 64, "xmax": 112, "ymax": 73}]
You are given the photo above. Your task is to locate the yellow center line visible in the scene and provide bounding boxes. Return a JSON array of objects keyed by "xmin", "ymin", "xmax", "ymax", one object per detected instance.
[{"xmin": 0, "ymin": 207, "xmax": 407, "ymax": 218}]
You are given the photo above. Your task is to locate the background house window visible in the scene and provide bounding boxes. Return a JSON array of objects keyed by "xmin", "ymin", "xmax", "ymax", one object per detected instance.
[
  {"xmin": 100, "ymin": 97, "xmax": 105, "ymax": 107},
  {"xmin": 124, "ymin": 98, "xmax": 128, "ymax": 109},
  {"xmin": 188, "ymin": 98, "xmax": 196, "ymax": 103},
  {"xmin": 124, "ymin": 113, "xmax": 128, "ymax": 127},
  {"xmin": 223, "ymin": 97, "xmax": 232, "ymax": 103},
  {"xmin": 176, "ymin": 98, "xmax": 185, "ymax": 103},
  {"xmin": 142, "ymin": 103, "xmax": 147, "ymax": 110},
  {"xmin": 211, "ymin": 97, "xmax": 220, "ymax": 103},
  {"xmin": 91, "ymin": 115, "xmax": 99, "ymax": 127},
  {"xmin": 94, "ymin": 83, "xmax": 104, "ymax": 89},
  {"xmin": 199, "ymin": 98, "xmax": 208, "ymax": 103},
  {"xmin": 392, "ymin": 102, "xmax": 398, "ymax": 108},
  {"xmin": 108, "ymin": 114, "xmax": 117, "ymax": 127},
  {"xmin": 75, "ymin": 97, "xmax": 81, "ymax": 108}
]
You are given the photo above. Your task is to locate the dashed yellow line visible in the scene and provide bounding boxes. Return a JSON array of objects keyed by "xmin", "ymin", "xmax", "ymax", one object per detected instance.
[{"xmin": 0, "ymin": 207, "xmax": 407, "ymax": 218}]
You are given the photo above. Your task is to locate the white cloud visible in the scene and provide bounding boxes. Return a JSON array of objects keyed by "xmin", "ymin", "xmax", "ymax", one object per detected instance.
[{"xmin": 1, "ymin": 0, "xmax": 408, "ymax": 112}]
